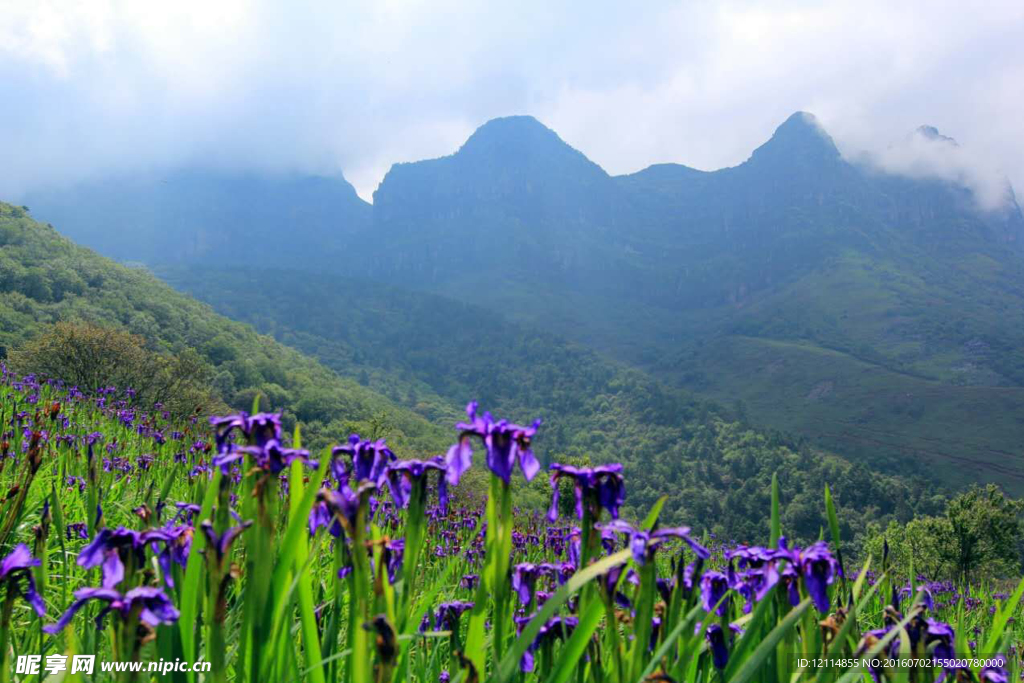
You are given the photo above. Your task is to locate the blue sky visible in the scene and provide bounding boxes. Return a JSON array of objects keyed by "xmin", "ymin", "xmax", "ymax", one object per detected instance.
[{"xmin": 2, "ymin": 0, "xmax": 1022, "ymax": 203}]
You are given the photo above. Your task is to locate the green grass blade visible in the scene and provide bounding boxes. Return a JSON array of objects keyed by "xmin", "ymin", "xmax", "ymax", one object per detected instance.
[
  {"xmin": 493, "ymin": 549, "xmax": 631, "ymax": 683},
  {"xmin": 637, "ymin": 603, "xmax": 703, "ymax": 682},
  {"xmin": 178, "ymin": 468, "xmax": 221, "ymax": 683},
  {"xmin": 640, "ymin": 495, "xmax": 668, "ymax": 531},
  {"xmin": 542, "ymin": 595, "xmax": 604, "ymax": 683},
  {"xmin": 983, "ymin": 576, "xmax": 1024, "ymax": 655},
  {"xmin": 726, "ymin": 597, "xmax": 811, "ymax": 683},
  {"xmin": 289, "ymin": 443, "xmax": 326, "ymax": 683},
  {"xmin": 723, "ymin": 585, "xmax": 777, "ymax": 681},
  {"xmin": 270, "ymin": 452, "xmax": 330, "ymax": 602},
  {"xmin": 825, "ymin": 484, "xmax": 845, "ymax": 580},
  {"xmin": 770, "ymin": 472, "xmax": 781, "ymax": 547}
]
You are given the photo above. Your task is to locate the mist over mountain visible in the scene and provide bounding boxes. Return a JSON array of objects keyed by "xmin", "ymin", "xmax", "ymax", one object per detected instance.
[{"xmin": 22, "ymin": 169, "xmax": 370, "ymax": 266}]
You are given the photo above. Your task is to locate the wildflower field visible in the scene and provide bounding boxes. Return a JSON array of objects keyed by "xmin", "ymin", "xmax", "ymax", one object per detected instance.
[{"xmin": 1, "ymin": 365, "xmax": 1020, "ymax": 683}]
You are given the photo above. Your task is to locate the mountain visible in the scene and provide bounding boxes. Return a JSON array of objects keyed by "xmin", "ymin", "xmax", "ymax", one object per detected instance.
[
  {"xmin": 20, "ymin": 169, "xmax": 371, "ymax": 267},
  {"xmin": 358, "ymin": 113, "xmax": 1024, "ymax": 490},
  {"xmin": 370, "ymin": 115, "xmax": 632, "ymax": 300},
  {"xmin": 16, "ymin": 112, "xmax": 1024, "ymax": 494}
]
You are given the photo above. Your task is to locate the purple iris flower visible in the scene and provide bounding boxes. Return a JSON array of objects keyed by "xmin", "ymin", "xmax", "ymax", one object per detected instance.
[
  {"xmin": 511, "ymin": 563, "xmax": 556, "ymax": 605},
  {"xmin": 66, "ymin": 523, "xmax": 88, "ymax": 540},
  {"xmin": 701, "ymin": 571, "xmax": 731, "ymax": 616},
  {"xmin": 731, "ymin": 561, "xmax": 780, "ymax": 613},
  {"xmin": 316, "ymin": 480, "xmax": 375, "ymax": 536},
  {"xmin": 385, "ymin": 457, "xmax": 449, "ymax": 509},
  {"xmin": 155, "ymin": 525, "xmax": 193, "ymax": 588},
  {"xmin": 200, "ymin": 520, "xmax": 252, "ymax": 564},
  {"xmin": 916, "ymin": 585, "xmax": 934, "ymax": 612},
  {"xmin": 0, "ymin": 544, "xmax": 45, "ymax": 617},
  {"xmin": 725, "ymin": 545, "xmax": 778, "ymax": 569},
  {"xmin": 241, "ymin": 440, "xmax": 315, "ymax": 475},
  {"xmin": 704, "ymin": 623, "xmax": 743, "ymax": 670},
  {"xmin": 210, "ymin": 412, "xmax": 281, "ymax": 453},
  {"xmin": 308, "ymin": 500, "xmax": 342, "ymax": 538},
  {"xmin": 44, "ymin": 586, "xmax": 179, "ymax": 633},
  {"xmin": 333, "ymin": 435, "xmax": 395, "ymax": 487},
  {"xmin": 514, "ymin": 614, "xmax": 578, "ymax": 672},
  {"xmin": 173, "ymin": 502, "xmax": 202, "ymax": 524},
  {"xmin": 980, "ymin": 658, "xmax": 1009, "ymax": 683},
  {"xmin": 779, "ymin": 563, "xmax": 801, "ymax": 606},
  {"xmin": 926, "ymin": 619, "xmax": 956, "ymax": 662},
  {"xmin": 421, "ymin": 600, "xmax": 474, "ymax": 632},
  {"xmin": 777, "ymin": 540, "xmax": 840, "ymax": 613},
  {"xmin": 547, "ymin": 463, "xmax": 625, "ymax": 521},
  {"xmin": 382, "ymin": 539, "xmax": 404, "ymax": 584},
  {"xmin": 445, "ymin": 401, "xmax": 541, "ymax": 485},
  {"xmin": 78, "ymin": 527, "xmax": 173, "ymax": 589},
  {"xmin": 598, "ymin": 560, "xmax": 638, "ymax": 609},
  {"xmin": 598, "ymin": 520, "xmax": 710, "ymax": 566}
]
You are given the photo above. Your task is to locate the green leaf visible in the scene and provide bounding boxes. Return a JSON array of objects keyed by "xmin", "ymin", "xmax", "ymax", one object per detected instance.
[
  {"xmin": 726, "ymin": 597, "xmax": 811, "ymax": 683},
  {"xmin": 542, "ymin": 596, "xmax": 604, "ymax": 683},
  {"xmin": 288, "ymin": 452, "xmax": 326, "ymax": 683},
  {"xmin": 636, "ymin": 603, "xmax": 703, "ymax": 682},
  {"xmin": 723, "ymin": 585, "xmax": 777, "ymax": 681},
  {"xmin": 770, "ymin": 472, "xmax": 781, "ymax": 547},
  {"xmin": 178, "ymin": 468, "xmax": 222, "ymax": 683},
  {"xmin": 983, "ymin": 576, "xmax": 1024, "ymax": 655},
  {"xmin": 825, "ymin": 484, "xmax": 845, "ymax": 582},
  {"xmin": 640, "ymin": 495, "xmax": 668, "ymax": 531},
  {"xmin": 493, "ymin": 549, "xmax": 631, "ymax": 683}
]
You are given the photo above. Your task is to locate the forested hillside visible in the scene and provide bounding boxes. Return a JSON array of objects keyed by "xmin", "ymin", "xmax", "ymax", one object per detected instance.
[
  {"xmin": 159, "ymin": 265, "xmax": 947, "ymax": 540},
  {"xmin": 0, "ymin": 201, "xmax": 446, "ymax": 454}
]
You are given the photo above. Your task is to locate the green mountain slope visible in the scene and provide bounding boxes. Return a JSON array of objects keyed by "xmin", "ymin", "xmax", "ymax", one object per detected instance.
[
  {"xmin": 157, "ymin": 264, "xmax": 946, "ymax": 540},
  {"xmin": 0, "ymin": 201, "xmax": 445, "ymax": 454}
]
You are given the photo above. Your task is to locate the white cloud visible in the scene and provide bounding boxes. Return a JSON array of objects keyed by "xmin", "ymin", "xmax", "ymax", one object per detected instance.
[{"xmin": 1, "ymin": 0, "xmax": 1022, "ymax": 202}]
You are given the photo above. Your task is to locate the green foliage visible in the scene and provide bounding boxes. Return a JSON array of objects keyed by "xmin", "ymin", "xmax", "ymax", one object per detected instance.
[
  {"xmin": 944, "ymin": 485, "xmax": 1023, "ymax": 582},
  {"xmin": 9, "ymin": 321, "xmax": 218, "ymax": 418},
  {"xmin": 0, "ymin": 201, "xmax": 447, "ymax": 455},
  {"xmin": 2, "ymin": 306, "xmax": 1023, "ymax": 683},
  {"xmin": 160, "ymin": 265, "xmax": 947, "ymax": 541},
  {"xmin": 860, "ymin": 485, "xmax": 1023, "ymax": 581}
]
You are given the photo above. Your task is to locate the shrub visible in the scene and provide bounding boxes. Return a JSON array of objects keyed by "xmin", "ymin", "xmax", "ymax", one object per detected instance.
[{"xmin": 9, "ymin": 321, "xmax": 219, "ymax": 417}]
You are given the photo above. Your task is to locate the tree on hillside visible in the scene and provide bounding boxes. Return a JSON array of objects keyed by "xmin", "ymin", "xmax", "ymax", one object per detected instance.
[
  {"xmin": 860, "ymin": 484, "xmax": 1022, "ymax": 582},
  {"xmin": 9, "ymin": 321, "xmax": 218, "ymax": 418},
  {"xmin": 941, "ymin": 484, "xmax": 1023, "ymax": 583}
]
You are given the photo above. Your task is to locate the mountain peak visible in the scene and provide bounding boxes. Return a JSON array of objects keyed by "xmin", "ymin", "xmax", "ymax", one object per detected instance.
[
  {"xmin": 914, "ymin": 125, "xmax": 959, "ymax": 147},
  {"xmin": 748, "ymin": 111, "xmax": 840, "ymax": 167},
  {"xmin": 458, "ymin": 115, "xmax": 572, "ymax": 157},
  {"xmin": 450, "ymin": 115, "xmax": 608, "ymax": 179}
]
